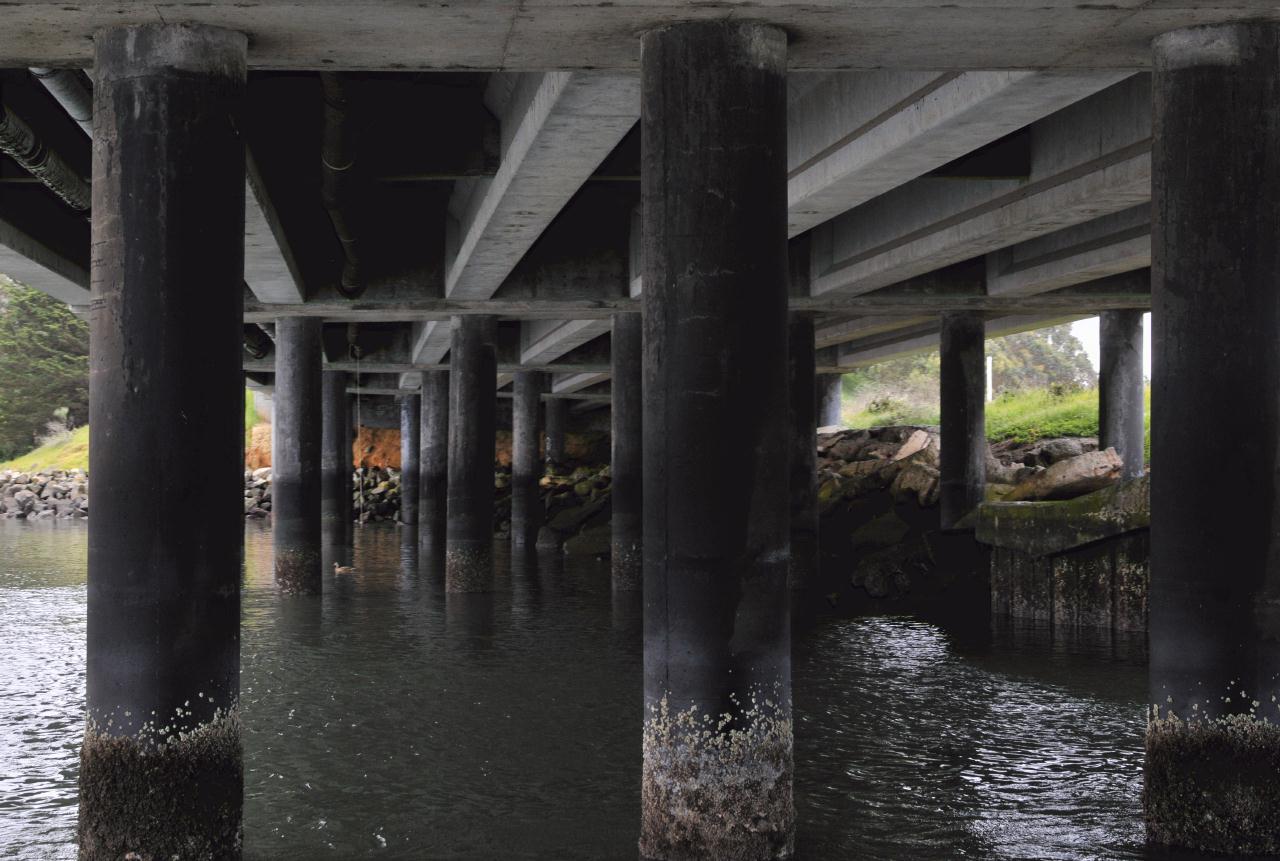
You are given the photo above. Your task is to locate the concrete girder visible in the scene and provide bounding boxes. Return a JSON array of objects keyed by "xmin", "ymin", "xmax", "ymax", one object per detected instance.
[
  {"xmin": 986, "ymin": 204, "xmax": 1149, "ymax": 296},
  {"xmin": 243, "ymin": 358, "xmax": 612, "ymax": 374},
  {"xmin": 825, "ymin": 312, "xmax": 1086, "ymax": 371},
  {"xmin": 551, "ymin": 371, "xmax": 610, "ymax": 394},
  {"xmin": 0, "ymin": 219, "xmax": 87, "ymax": 307},
  {"xmin": 244, "ymin": 158, "xmax": 305, "ymax": 303},
  {"xmin": 814, "ymin": 315, "xmax": 933, "ymax": 350},
  {"xmin": 411, "ymin": 72, "xmax": 639, "ymax": 365},
  {"xmin": 520, "ymin": 317, "xmax": 612, "ymax": 365},
  {"xmin": 252, "ymin": 285, "xmax": 1150, "ymax": 325},
  {"xmin": 787, "ymin": 70, "xmax": 1131, "ymax": 237},
  {"xmin": 810, "ymin": 74, "xmax": 1152, "ymax": 298},
  {"xmin": 0, "ymin": 3, "xmax": 1274, "ymax": 71}
]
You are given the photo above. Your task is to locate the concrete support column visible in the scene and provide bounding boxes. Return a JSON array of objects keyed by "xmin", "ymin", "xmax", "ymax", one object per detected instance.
[
  {"xmin": 1147, "ymin": 23, "xmax": 1280, "ymax": 854},
  {"xmin": 611, "ymin": 312, "xmax": 642, "ymax": 590},
  {"xmin": 816, "ymin": 373, "xmax": 843, "ymax": 427},
  {"xmin": 321, "ymin": 371, "xmax": 352, "ymax": 529},
  {"xmin": 640, "ymin": 21, "xmax": 793, "ymax": 859},
  {"xmin": 83, "ymin": 24, "xmax": 247, "ymax": 859},
  {"xmin": 419, "ymin": 369, "xmax": 449, "ymax": 545},
  {"xmin": 272, "ymin": 316, "xmax": 323, "ymax": 593},
  {"xmin": 939, "ymin": 311, "xmax": 986, "ymax": 530},
  {"xmin": 511, "ymin": 370, "xmax": 545, "ymax": 549},
  {"xmin": 1098, "ymin": 309, "xmax": 1145, "ymax": 479},
  {"xmin": 789, "ymin": 236, "xmax": 819, "ymax": 592},
  {"xmin": 545, "ymin": 396, "xmax": 568, "ymax": 470},
  {"xmin": 446, "ymin": 315, "xmax": 497, "ymax": 591},
  {"xmin": 399, "ymin": 394, "xmax": 420, "ymax": 526}
]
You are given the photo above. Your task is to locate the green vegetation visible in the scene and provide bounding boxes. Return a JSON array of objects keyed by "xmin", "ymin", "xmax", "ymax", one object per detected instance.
[
  {"xmin": 245, "ymin": 388, "xmax": 260, "ymax": 442},
  {"xmin": 0, "ymin": 389, "xmax": 263, "ymax": 473},
  {"xmin": 842, "ymin": 323, "xmax": 1097, "ymax": 420},
  {"xmin": 839, "ymin": 321, "xmax": 1151, "ymax": 456},
  {"xmin": 845, "ymin": 384, "xmax": 1152, "ymax": 458},
  {"xmin": 0, "ymin": 424, "xmax": 89, "ymax": 472},
  {"xmin": 0, "ymin": 276, "xmax": 89, "ymax": 461}
]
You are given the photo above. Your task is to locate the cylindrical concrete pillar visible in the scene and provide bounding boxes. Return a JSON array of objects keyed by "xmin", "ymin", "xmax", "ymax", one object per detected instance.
[
  {"xmin": 1099, "ymin": 309, "xmax": 1145, "ymax": 480},
  {"xmin": 1147, "ymin": 23, "xmax": 1280, "ymax": 854},
  {"xmin": 545, "ymin": 396, "xmax": 568, "ymax": 470},
  {"xmin": 640, "ymin": 21, "xmax": 792, "ymax": 859},
  {"xmin": 272, "ymin": 316, "xmax": 323, "ymax": 593},
  {"xmin": 789, "ymin": 322, "xmax": 818, "ymax": 590},
  {"xmin": 399, "ymin": 394, "xmax": 420, "ymax": 526},
  {"xmin": 816, "ymin": 373, "xmax": 843, "ymax": 427},
  {"xmin": 939, "ymin": 311, "xmax": 986, "ymax": 530},
  {"xmin": 446, "ymin": 315, "xmax": 497, "ymax": 591},
  {"xmin": 321, "ymin": 371, "xmax": 352, "ymax": 529},
  {"xmin": 419, "ymin": 369, "xmax": 449, "ymax": 545},
  {"xmin": 789, "ymin": 236, "xmax": 819, "ymax": 592},
  {"xmin": 83, "ymin": 23, "xmax": 247, "ymax": 859},
  {"xmin": 511, "ymin": 370, "xmax": 545, "ymax": 549},
  {"xmin": 611, "ymin": 312, "xmax": 642, "ymax": 590}
]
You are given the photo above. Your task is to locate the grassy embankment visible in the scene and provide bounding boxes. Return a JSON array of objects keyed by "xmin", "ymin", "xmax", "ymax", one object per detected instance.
[
  {"xmin": 0, "ymin": 390, "xmax": 260, "ymax": 473},
  {"xmin": 844, "ymin": 386, "xmax": 1152, "ymax": 459},
  {"xmin": 3, "ymin": 387, "xmax": 1152, "ymax": 473}
]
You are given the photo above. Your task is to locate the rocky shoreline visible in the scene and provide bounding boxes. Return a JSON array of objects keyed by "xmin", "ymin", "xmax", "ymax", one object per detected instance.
[
  {"xmin": 4, "ymin": 429, "xmax": 1126, "ymax": 536},
  {"xmin": 813, "ymin": 425, "xmax": 1130, "ymax": 607},
  {"xmin": 0, "ymin": 469, "xmax": 88, "ymax": 519}
]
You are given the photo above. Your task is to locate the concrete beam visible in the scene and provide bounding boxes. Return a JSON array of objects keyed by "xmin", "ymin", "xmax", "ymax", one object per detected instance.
[
  {"xmin": 0, "ymin": 225, "xmax": 88, "ymax": 306},
  {"xmin": 551, "ymin": 371, "xmax": 610, "ymax": 394},
  {"xmin": 243, "ymin": 357, "xmax": 612, "ymax": 375},
  {"xmin": 987, "ymin": 204, "xmax": 1149, "ymax": 296},
  {"xmin": 827, "ymin": 312, "xmax": 1085, "ymax": 370},
  {"xmin": 245, "ymin": 286, "xmax": 1146, "ymax": 323},
  {"xmin": 815, "ymin": 315, "xmax": 932, "ymax": 350},
  {"xmin": 0, "ymin": 4, "xmax": 1272, "ymax": 71},
  {"xmin": 520, "ymin": 318, "xmax": 611, "ymax": 365},
  {"xmin": 787, "ymin": 70, "xmax": 1129, "ymax": 236},
  {"xmin": 411, "ymin": 72, "xmax": 638, "ymax": 364},
  {"xmin": 496, "ymin": 390, "xmax": 610, "ymax": 402},
  {"xmin": 811, "ymin": 75, "xmax": 1151, "ymax": 297},
  {"xmin": 244, "ymin": 153, "xmax": 305, "ymax": 303}
]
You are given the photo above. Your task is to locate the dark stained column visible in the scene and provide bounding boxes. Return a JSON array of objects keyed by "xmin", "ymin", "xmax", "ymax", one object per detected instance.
[
  {"xmin": 816, "ymin": 373, "xmax": 843, "ymax": 427},
  {"xmin": 544, "ymin": 396, "xmax": 568, "ymax": 470},
  {"xmin": 83, "ymin": 23, "xmax": 247, "ymax": 859},
  {"xmin": 321, "ymin": 371, "xmax": 352, "ymax": 530},
  {"xmin": 510, "ymin": 370, "xmax": 545, "ymax": 549},
  {"xmin": 640, "ymin": 21, "xmax": 792, "ymax": 859},
  {"xmin": 939, "ymin": 311, "xmax": 986, "ymax": 530},
  {"xmin": 788, "ymin": 239, "xmax": 819, "ymax": 591},
  {"xmin": 272, "ymin": 316, "xmax": 323, "ymax": 593},
  {"xmin": 611, "ymin": 312, "xmax": 643, "ymax": 590},
  {"xmin": 1147, "ymin": 23, "xmax": 1280, "ymax": 854},
  {"xmin": 399, "ymin": 393, "xmax": 420, "ymax": 526},
  {"xmin": 419, "ymin": 369, "xmax": 449, "ymax": 545},
  {"xmin": 1098, "ymin": 309, "xmax": 1145, "ymax": 479},
  {"xmin": 446, "ymin": 315, "xmax": 497, "ymax": 592}
]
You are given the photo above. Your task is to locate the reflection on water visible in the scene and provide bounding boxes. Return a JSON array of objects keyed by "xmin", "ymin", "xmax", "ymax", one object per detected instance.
[{"xmin": 0, "ymin": 519, "xmax": 1185, "ymax": 859}]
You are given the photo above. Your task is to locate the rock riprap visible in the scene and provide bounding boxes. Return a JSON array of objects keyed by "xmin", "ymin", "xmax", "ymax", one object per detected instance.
[
  {"xmin": 0, "ymin": 469, "xmax": 88, "ymax": 519},
  {"xmin": 814, "ymin": 426, "xmax": 1131, "ymax": 607}
]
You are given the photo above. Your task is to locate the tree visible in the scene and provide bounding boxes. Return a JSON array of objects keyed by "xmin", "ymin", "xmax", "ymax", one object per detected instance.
[
  {"xmin": 0, "ymin": 276, "xmax": 89, "ymax": 460},
  {"xmin": 989, "ymin": 324, "xmax": 1096, "ymax": 394},
  {"xmin": 843, "ymin": 322, "xmax": 1098, "ymax": 417}
]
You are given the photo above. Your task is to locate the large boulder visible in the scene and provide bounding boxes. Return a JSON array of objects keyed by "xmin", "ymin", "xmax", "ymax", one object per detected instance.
[{"xmin": 1004, "ymin": 448, "xmax": 1124, "ymax": 502}]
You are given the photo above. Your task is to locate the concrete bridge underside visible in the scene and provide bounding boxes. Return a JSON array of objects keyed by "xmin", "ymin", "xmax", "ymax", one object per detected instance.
[{"xmin": 1, "ymin": 7, "xmax": 1276, "ymax": 861}]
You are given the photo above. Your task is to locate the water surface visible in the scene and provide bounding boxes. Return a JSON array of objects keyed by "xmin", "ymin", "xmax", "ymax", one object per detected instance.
[{"xmin": 1, "ymin": 520, "xmax": 1167, "ymax": 859}]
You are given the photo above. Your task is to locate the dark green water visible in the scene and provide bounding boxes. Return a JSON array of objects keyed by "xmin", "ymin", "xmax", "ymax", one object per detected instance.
[{"xmin": 1, "ymin": 520, "xmax": 1162, "ymax": 859}]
